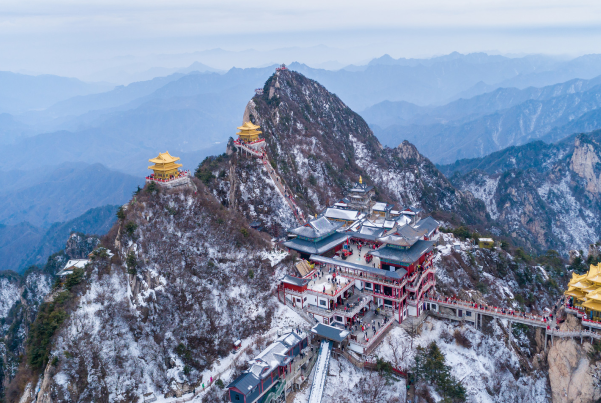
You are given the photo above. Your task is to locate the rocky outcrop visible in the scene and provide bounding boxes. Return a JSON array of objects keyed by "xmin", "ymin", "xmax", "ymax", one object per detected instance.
[
  {"xmin": 64, "ymin": 232, "xmax": 99, "ymax": 259},
  {"xmin": 547, "ymin": 315, "xmax": 601, "ymax": 403},
  {"xmin": 570, "ymin": 136, "xmax": 601, "ymax": 195}
]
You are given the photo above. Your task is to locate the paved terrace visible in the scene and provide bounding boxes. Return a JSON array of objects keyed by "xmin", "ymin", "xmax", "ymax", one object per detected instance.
[
  {"xmin": 307, "ymin": 272, "xmax": 353, "ymax": 298},
  {"xmin": 345, "ymin": 309, "xmax": 396, "ymax": 355},
  {"xmin": 306, "ymin": 292, "xmax": 372, "ymax": 319},
  {"xmin": 344, "ymin": 242, "xmax": 381, "ymax": 267}
]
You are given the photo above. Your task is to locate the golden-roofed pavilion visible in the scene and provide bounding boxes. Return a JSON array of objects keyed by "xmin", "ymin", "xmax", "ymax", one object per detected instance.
[
  {"xmin": 565, "ymin": 263, "xmax": 601, "ymax": 321},
  {"xmin": 148, "ymin": 151, "xmax": 183, "ymax": 180},
  {"xmin": 236, "ymin": 121, "xmax": 262, "ymax": 143}
]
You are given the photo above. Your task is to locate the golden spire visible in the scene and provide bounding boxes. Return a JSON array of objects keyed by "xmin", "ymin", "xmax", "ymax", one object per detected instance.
[{"xmin": 359, "ymin": 176, "xmax": 362, "ymax": 184}]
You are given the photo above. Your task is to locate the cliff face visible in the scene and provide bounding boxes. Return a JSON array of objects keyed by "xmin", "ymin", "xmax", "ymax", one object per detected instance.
[
  {"xmin": 17, "ymin": 179, "xmax": 290, "ymax": 402},
  {"xmin": 444, "ymin": 131, "xmax": 601, "ymax": 253},
  {"xmin": 201, "ymin": 69, "xmax": 488, "ymax": 234},
  {"xmin": 0, "ymin": 271, "xmax": 53, "ymax": 400},
  {"xmin": 547, "ymin": 315, "xmax": 601, "ymax": 403}
]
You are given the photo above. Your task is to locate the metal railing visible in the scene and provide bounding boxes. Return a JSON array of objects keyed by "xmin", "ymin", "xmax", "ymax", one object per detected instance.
[
  {"xmin": 145, "ymin": 171, "xmax": 191, "ymax": 183},
  {"xmin": 335, "ymin": 268, "xmax": 408, "ymax": 291},
  {"xmin": 407, "ymin": 280, "xmax": 436, "ymax": 306},
  {"xmin": 426, "ymin": 297, "xmax": 549, "ymax": 327},
  {"xmin": 406, "ymin": 267, "xmax": 435, "ymax": 292}
]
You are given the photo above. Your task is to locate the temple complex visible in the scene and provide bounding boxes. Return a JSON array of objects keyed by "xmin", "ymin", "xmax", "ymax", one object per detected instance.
[
  {"xmin": 565, "ymin": 263, "xmax": 601, "ymax": 321},
  {"xmin": 279, "ymin": 211, "xmax": 440, "ymax": 355}
]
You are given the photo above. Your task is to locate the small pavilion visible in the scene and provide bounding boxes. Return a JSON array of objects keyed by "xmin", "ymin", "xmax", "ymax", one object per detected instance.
[
  {"xmin": 148, "ymin": 151, "xmax": 183, "ymax": 180},
  {"xmin": 237, "ymin": 121, "xmax": 262, "ymax": 143}
]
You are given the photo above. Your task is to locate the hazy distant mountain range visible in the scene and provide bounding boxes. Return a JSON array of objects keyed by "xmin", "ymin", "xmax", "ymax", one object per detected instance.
[
  {"xmin": 6, "ymin": 51, "xmax": 601, "ymax": 272},
  {"xmin": 366, "ymin": 75, "xmax": 601, "ymax": 163},
  {"xmin": 0, "ymin": 71, "xmax": 112, "ymax": 114}
]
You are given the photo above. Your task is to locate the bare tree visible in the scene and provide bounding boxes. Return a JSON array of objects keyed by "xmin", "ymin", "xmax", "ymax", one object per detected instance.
[
  {"xmin": 385, "ymin": 333, "xmax": 412, "ymax": 369},
  {"xmin": 356, "ymin": 373, "xmax": 389, "ymax": 403}
]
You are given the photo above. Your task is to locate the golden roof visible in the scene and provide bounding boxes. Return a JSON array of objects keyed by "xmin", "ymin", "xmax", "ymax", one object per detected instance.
[
  {"xmin": 237, "ymin": 121, "xmax": 260, "ymax": 131},
  {"xmin": 236, "ymin": 121, "xmax": 262, "ymax": 137},
  {"xmin": 149, "ymin": 162, "xmax": 183, "ymax": 172},
  {"xmin": 565, "ymin": 287, "xmax": 587, "ymax": 299},
  {"xmin": 149, "ymin": 151, "xmax": 180, "ymax": 164},
  {"xmin": 586, "ymin": 263, "xmax": 601, "ymax": 284},
  {"xmin": 582, "ymin": 299, "xmax": 601, "ymax": 311},
  {"xmin": 586, "ymin": 288, "xmax": 601, "ymax": 302}
]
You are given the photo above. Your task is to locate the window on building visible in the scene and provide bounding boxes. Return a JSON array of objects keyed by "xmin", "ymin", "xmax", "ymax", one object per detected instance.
[
  {"xmin": 466, "ymin": 311, "xmax": 472, "ymax": 317},
  {"xmin": 304, "ymin": 297, "xmax": 307, "ymax": 301},
  {"xmin": 365, "ymin": 282, "xmax": 372, "ymax": 289},
  {"xmin": 335, "ymin": 315, "xmax": 343, "ymax": 322},
  {"xmin": 319, "ymin": 299, "xmax": 327, "ymax": 306}
]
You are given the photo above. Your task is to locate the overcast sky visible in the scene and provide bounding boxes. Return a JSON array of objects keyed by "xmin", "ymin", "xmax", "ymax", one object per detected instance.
[{"xmin": 3, "ymin": 0, "xmax": 601, "ymax": 80}]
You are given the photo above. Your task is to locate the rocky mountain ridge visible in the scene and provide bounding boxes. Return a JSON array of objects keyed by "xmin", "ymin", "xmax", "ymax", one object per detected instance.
[
  {"xmin": 368, "ymin": 75, "xmax": 601, "ymax": 164},
  {"xmin": 199, "ymin": 69, "xmax": 488, "ymax": 234},
  {"xmin": 441, "ymin": 130, "xmax": 601, "ymax": 252}
]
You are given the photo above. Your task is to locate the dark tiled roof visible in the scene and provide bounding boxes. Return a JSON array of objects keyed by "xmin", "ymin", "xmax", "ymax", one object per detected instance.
[
  {"xmin": 227, "ymin": 372, "xmax": 260, "ymax": 395},
  {"xmin": 308, "ymin": 254, "xmax": 407, "ymax": 280},
  {"xmin": 289, "ymin": 217, "xmax": 342, "ymax": 239},
  {"xmin": 348, "ymin": 182, "xmax": 374, "ymax": 194},
  {"xmin": 311, "ymin": 323, "xmax": 350, "ymax": 342},
  {"xmin": 348, "ymin": 225, "xmax": 385, "ymax": 241},
  {"xmin": 227, "ymin": 331, "xmax": 306, "ymax": 393},
  {"xmin": 282, "ymin": 275, "xmax": 310, "ymax": 287},
  {"xmin": 377, "ymin": 225, "xmax": 427, "ymax": 247},
  {"xmin": 414, "ymin": 216, "xmax": 439, "ymax": 236},
  {"xmin": 369, "ymin": 240, "xmax": 434, "ymax": 265},
  {"xmin": 283, "ymin": 232, "xmax": 349, "ymax": 255}
]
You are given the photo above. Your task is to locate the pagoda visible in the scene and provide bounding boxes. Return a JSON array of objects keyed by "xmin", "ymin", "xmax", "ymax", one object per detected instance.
[
  {"xmin": 148, "ymin": 151, "xmax": 182, "ymax": 180},
  {"xmin": 346, "ymin": 176, "xmax": 375, "ymax": 213},
  {"xmin": 146, "ymin": 151, "xmax": 192, "ymax": 189},
  {"xmin": 233, "ymin": 121, "xmax": 266, "ymax": 157},
  {"xmin": 236, "ymin": 121, "xmax": 262, "ymax": 143}
]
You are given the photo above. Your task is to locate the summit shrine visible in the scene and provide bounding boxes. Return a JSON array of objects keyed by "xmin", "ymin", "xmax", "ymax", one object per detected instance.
[
  {"xmin": 146, "ymin": 151, "xmax": 192, "ymax": 189},
  {"xmin": 233, "ymin": 121, "xmax": 267, "ymax": 157}
]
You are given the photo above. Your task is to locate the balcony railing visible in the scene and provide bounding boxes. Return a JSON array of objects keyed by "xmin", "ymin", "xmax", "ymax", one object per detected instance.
[
  {"xmin": 406, "ymin": 266, "xmax": 435, "ymax": 292},
  {"xmin": 581, "ymin": 317, "xmax": 601, "ymax": 329},
  {"xmin": 336, "ymin": 268, "xmax": 407, "ymax": 291},
  {"xmin": 145, "ymin": 171, "xmax": 191, "ymax": 183},
  {"xmin": 407, "ymin": 280, "xmax": 436, "ymax": 306},
  {"xmin": 283, "ymin": 279, "xmax": 355, "ymax": 300},
  {"xmin": 361, "ymin": 287, "xmax": 407, "ymax": 302}
]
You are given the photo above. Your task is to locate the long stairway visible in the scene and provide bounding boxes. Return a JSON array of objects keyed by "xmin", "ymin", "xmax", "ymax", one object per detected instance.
[
  {"xmin": 260, "ymin": 154, "xmax": 305, "ymax": 224},
  {"xmin": 307, "ymin": 341, "xmax": 332, "ymax": 403},
  {"xmin": 235, "ymin": 140, "xmax": 305, "ymax": 224}
]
